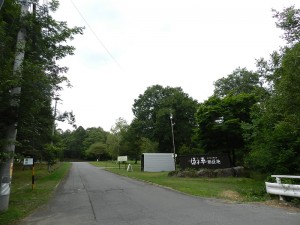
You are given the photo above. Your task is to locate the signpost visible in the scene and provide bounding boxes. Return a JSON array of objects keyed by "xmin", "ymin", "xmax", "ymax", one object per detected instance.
[
  {"xmin": 117, "ymin": 156, "xmax": 128, "ymax": 162},
  {"xmin": 117, "ymin": 156, "xmax": 128, "ymax": 169},
  {"xmin": 23, "ymin": 157, "xmax": 35, "ymax": 190}
]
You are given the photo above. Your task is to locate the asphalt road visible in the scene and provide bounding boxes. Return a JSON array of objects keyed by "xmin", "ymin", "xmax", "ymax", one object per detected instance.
[{"xmin": 18, "ymin": 162, "xmax": 300, "ymax": 225}]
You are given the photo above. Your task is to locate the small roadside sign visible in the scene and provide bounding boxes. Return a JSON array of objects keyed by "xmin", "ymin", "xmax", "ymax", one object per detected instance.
[
  {"xmin": 117, "ymin": 156, "xmax": 128, "ymax": 170},
  {"xmin": 117, "ymin": 156, "xmax": 128, "ymax": 162},
  {"xmin": 23, "ymin": 157, "xmax": 33, "ymax": 166}
]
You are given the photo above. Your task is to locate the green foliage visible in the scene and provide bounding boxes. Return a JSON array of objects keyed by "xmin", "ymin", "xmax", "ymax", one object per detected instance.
[
  {"xmin": 120, "ymin": 119, "xmax": 141, "ymax": 162},
  {"xmin": 0, "ymin": 152, "xmax": 15, "ymax": 163},
  {"xmin": 196, "ymin": 68, "xmax": 264, "ymax": 166},
  {"xmin": 131, "ymin": 85, "xmax": 198, "ymax": 154},
  {"xmin": 195, "ymin": 93, "xmax": 258, "ymax": 166},
  {"xmin": 245, "ymin": 112, "xmax": 300, "ymax": 174},
  {"xmin": 106, "ymin": 133, "xmax": 119, "ymax": 159},
  {"xmin": 43, "ymin": 144, "xmax": 62, "ymax": 165},
  {"xmin": 139, "ymin": 137, "xmax": 158, "ymax": 153},
  {"xmin": 83, "ymin": 127, "xmax": 107, "ymax": 151},
  {"xmin": 178, "ymin": 144, "xmax": 201, "ymax": 156},
  {"xmin": 0, "ymin": 0, "xmax": 84, "ymax": 162},
  {"xmin": 273, "ymin": 5, "xmax": 300, "ymax": 46},
  {"xmin": 85, "ymin": 142, "xmax": 108, "ymax": 160},
  {"xmin": 61, "ymin": 126, "xmax": 87, "ymax": 159},
  {"xmin": 59, "ymin": 121, "xmax": 129, "ymax": 161},
  {"xmin": 244, "ymin": 7, "xmax": 300, "ymax": 174},
  {"xmin": 213, "ymin": 67, "xmax": 264, "ymax": 98},
  {"xmin": 108, "ymin": 117, "xmax": 128, "ymax": 158}
]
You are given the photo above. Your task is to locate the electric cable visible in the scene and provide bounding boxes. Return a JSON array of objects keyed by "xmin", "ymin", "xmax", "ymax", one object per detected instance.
[{"xmin": 70, "ymin": 0, "xmax": 122, "ymax": 70}]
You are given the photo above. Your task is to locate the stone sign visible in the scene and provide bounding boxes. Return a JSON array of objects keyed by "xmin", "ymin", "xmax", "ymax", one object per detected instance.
[{"xmin": 178, "ymin": 154, "xmax": 231, "ymax": 170}]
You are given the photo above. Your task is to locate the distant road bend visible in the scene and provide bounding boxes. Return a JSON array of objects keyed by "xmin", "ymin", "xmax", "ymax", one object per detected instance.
[{"xmin": 18, "ymin": 162, "xmax": 300, "ymax": 225}]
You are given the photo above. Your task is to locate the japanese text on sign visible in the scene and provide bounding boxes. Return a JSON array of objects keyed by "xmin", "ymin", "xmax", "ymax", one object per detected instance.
[
  {"xmin": 178, "ymin": 154, "xmax": 231, "ymax": 169},
  {"xmin": 190, "ymin": 156, "xmax": 221, "ymax": 166}
]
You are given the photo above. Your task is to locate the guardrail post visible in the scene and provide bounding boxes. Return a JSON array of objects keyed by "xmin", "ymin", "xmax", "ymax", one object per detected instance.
[{"xmin": 275, "ymin": 177, "xmax": 284, "ymax": 201}]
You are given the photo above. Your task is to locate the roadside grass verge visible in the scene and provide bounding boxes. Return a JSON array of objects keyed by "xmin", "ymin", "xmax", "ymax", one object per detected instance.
[
  {"xmin": 0, "ymin": 162, "xmax": 71, "ymax": 225},
  {"xmin": 91, "ymin": 161, "xmax": 268, "ymax": 202}
]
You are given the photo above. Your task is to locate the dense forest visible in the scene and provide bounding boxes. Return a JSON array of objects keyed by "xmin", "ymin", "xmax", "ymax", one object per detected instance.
[{"xmin": 1, "ymin": 1, "xmax": 300, "ymax": 177}]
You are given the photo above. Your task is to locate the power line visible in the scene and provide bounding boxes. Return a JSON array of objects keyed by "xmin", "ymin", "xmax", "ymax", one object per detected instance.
[{"xmin": 70, "ymin": 0, "xmax": 122, "ymax": 69}]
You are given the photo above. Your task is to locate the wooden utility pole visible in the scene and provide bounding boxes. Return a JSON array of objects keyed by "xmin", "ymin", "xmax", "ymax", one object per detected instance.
[
  {"xmin": 0, "ymin": 0, "xmax": 29, "ymax": 212},
  {"xmin": 170, "ymin": 113, "xmax": 176, "ymax": 170}
]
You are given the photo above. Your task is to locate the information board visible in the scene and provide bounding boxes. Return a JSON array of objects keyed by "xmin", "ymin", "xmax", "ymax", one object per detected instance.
[
  {"xmin": 23, "ymin": 158, "xmax": 34, "ymax": 166},
  {"xmin": 117, "ymin": 156, "xmax": 128, "ymax": 162}
]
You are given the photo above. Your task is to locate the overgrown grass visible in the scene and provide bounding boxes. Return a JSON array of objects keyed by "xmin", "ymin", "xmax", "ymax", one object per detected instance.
[
  {"xmin": 91, "ymin": 161, "xmax": 268, "ymax": 202},
  {"xmin": 0, "ymin": 162, "xmax": 71, "ymax": 225}
]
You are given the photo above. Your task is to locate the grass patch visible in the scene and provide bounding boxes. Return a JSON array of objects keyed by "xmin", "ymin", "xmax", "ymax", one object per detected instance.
[
  {"xmin": 0, "ymin": 162, "xmax": 71, "ymax": 225},
  {"xmin": 91, "ymin": 161, "xmax": 268, "ymax": 202}
]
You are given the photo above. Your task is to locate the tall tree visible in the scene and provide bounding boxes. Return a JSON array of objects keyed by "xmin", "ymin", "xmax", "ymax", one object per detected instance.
[
  {"xmin": 83, "ymin": 127, "xmax": 107, "ymax": 152},
  {"xmin": 195, "ymin": 68, "xmax": 265, "ymax": 165},
  {"xmin": 0, "ymin": 0, "xmax": 28, "ymax": 212},
  {"xmin": 132, "ymin": 85, "xmax": 198, "ymax": 154},
  {"xmin": 195, "ymin": 93, "xmax": 257, "ymax": 166},
  {"xmin": 0, "ymin": 0, "xmax": 83, "ymax": 211},
  {"xmin": 246, "ymin": 43, "xmax": 300, "ymax": 174},
  {"xmin": 66, "ymin": 126, "xmax": 86, "ymax": 159},
  {"xmin": 121, "ymin": 118, "xmax": 143, "ymax": 163},
  {"xmin": 213, "ymin": 67, "xmax": 264, "ymax": 98},
  {"xmin": 273, "ymin": 5, "xmax": 300, "ymax": 46},
  {"xmin": 108, "ymin": 117, "xmax": 128, "ymax": 158},
  {"xmin": 85, "ymin": 142, "xmax": 108, "ymax": 161},
  {"xmin": 245, "ymin": 6, "xmax": 300, "ymax": 174}
]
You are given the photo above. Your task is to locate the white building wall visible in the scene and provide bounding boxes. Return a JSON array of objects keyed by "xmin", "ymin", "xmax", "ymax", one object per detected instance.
[{"xmin": 143, "ymin": 153, "xmax": 175, "ymax": 172}]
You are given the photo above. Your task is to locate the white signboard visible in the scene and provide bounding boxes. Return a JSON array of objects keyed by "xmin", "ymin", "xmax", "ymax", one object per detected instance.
[
  {"xmin": 23, "ymin": 158, "xmax": 33, "ymax": 166},
  {"xmin": 117, "ymin": 156, "xmax": 128, "ymax": 162}
]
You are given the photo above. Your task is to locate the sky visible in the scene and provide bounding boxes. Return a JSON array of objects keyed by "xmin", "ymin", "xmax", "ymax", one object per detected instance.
[{"xmin": 52, "ymin": 0, "xmax": 298, "ymax": 132}]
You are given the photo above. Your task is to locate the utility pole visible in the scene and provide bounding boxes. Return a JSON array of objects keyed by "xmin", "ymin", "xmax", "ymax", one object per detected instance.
[
  {"xmin": 0, "ymin": 0, "xmax": 29, "ymax": 212},
  {"xmin": 170, "ymin": 113, "xmax": 176, "ymax": 170},
  {"xmin": 51, "ymin": 97, "xmax": 60, "ymax": 145},
  {"xmin": 47, "ymin": 96, "xmax": 59, "ymax": 172}
]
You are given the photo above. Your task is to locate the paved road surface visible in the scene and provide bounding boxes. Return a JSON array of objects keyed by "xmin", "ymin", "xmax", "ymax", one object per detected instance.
[{"xmin": 18, "ymin": 162, "xmax": 300, "ymax": 225}]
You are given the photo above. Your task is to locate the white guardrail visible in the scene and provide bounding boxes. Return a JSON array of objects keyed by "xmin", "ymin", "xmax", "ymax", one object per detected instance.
[{"xmin": 265, "ymin": 175, "xmax": 300, "ymax": 200}]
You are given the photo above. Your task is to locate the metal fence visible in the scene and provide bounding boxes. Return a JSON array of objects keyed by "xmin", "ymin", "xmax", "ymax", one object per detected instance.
[{"xmin": 265, "ymin": 175, "xmax": 300, "ymax": 200}]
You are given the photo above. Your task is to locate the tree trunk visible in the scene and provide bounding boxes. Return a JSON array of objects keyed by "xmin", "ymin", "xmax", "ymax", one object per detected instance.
[{"xmin": 0, "ymin": 2, "xmax": 28, "ymax": 212}]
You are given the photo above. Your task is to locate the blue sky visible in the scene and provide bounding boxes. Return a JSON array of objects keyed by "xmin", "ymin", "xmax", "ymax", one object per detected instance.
[{"xmin": 53, "ymin": 0, "xmax": 299, "ymax": 131}]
